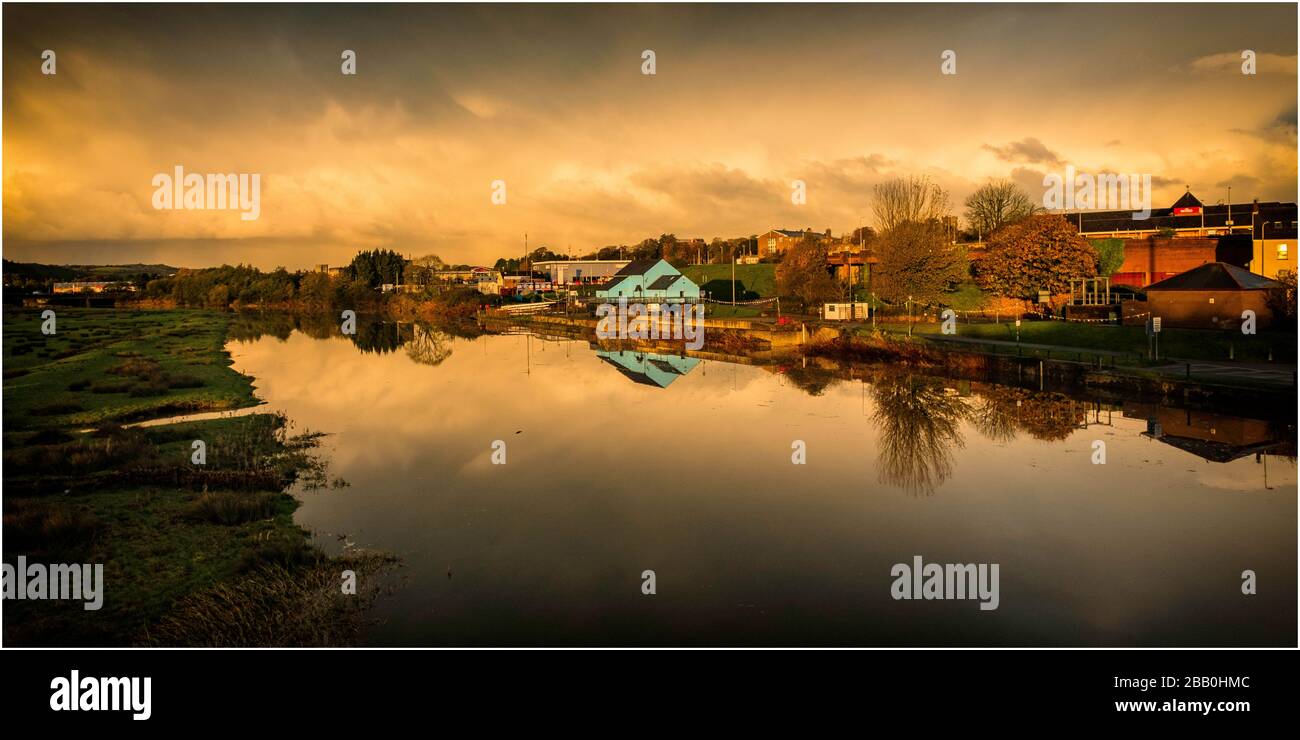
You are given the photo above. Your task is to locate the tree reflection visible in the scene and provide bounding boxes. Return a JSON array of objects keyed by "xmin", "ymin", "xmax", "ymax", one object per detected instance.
[
  {"xmin": 778, "ymin": 363, "xmax": 840, "ymax": 396},
  {"xmin": 870, "ymin": 374, "xmax": 969, "ymax": 496},
  {"xmin": 350, "ymin": 321, "xmax": 405, "ymax": 355},
  {"xmin": 405, "ymin": 323, "xmax": 453, "ymax": 366},
  {"xmin": 969, "ymin": 387, "xmax": 1088, "ymax": 442}
]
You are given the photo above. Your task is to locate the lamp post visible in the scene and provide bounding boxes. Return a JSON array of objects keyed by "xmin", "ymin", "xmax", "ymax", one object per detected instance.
[
  {"xmin": 1262, "ymin": 220, "xmax": 1269, "ymax": 277},
  {"xmin": 1227, "ymin": 186, "xmax": 1232, "ymax": 232}
]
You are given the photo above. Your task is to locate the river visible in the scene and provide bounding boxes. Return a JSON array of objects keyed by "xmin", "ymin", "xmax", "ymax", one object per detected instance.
[{"xmin": 224, "ymin": 317, "xmax": 1297, "ymax": 646}]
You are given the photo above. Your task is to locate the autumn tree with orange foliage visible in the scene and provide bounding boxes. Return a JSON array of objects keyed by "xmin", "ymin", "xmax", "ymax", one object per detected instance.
[
  {"xmin": 873, "ymin": 221, "xmax": 968, "ymax": 304},
  {"xmin": 776, "ymin": 236, "xmax": 840, "ymax": 307},
  {"xmin": 974, "ymin": 214, "xmax": 1098, "ymax": 299}
]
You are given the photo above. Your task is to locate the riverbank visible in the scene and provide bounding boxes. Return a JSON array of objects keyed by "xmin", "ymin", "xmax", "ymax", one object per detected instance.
[
  {"xmin": 2, "ymin": 307, "xmax": 393, "ymax": 646},
  {"xmin": 805, "ymin": 328, "xmax": 1296, "ymax": 418}
]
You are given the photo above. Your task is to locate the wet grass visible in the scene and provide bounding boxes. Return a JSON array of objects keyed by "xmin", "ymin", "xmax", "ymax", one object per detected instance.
[
  {"xmin": 2, "ymin": 308, "xmax": 255, "ymax": 431},
  {"xmin": 2, "ymin": 307, "xmax": 379, "ymax": 646}
]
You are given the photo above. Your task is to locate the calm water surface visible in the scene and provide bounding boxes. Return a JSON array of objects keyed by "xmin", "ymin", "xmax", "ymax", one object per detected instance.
[{"xmin": 227, "ymin": 321, "xmax": 1297, "ymax": 646}]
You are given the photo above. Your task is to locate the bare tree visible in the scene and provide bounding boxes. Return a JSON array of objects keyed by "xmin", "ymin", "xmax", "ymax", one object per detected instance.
[
  {"xmin": 963, "ymin": 179, "xmax": 1040, "ymax": 240},
  {"xmin": 872, "ymin": 175, "xmax": 950, "ymax": 232}
]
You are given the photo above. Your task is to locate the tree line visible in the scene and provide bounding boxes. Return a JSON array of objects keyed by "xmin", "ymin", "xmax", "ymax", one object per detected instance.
[{"xmin": 776, "ymin": 176, "xmax": 1120, "ymax": 308}]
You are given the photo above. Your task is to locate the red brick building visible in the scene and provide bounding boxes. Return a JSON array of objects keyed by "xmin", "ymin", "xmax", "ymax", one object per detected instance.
[
  {"xmin": 1107, "ymin": 235, "xmax": 1252, "ymax": 288},
  {"xmin": 756, "ymin": 228, "xmax": 831, "ymax": 257},
  {"xmin": 1142, "ymin": 262, "xmax": 1282, "ymax": 330}
]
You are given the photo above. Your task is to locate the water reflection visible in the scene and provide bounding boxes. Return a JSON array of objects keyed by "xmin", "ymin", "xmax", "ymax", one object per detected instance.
[
  {"xmin": 870, "ymin": 375, "xmax": 969, "ymax": 496},
  {"xmin": 1129, "ymin": 401, "xmax": 1295, "ymax": 463},
  {"xmin": 596, "ymin": 349, "xmax": 700, "ymax": 388},
  {"xmin": 229, "ymin": 311, "xmax": 466, "ymax": 367},
  {"xmin": 216, "ymin": 318, "xmax": 1295, "ymax": 645}
]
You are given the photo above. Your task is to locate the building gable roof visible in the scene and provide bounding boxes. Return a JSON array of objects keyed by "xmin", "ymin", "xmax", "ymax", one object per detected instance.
[
  {"xmin": 613, "ymin": 259, "xmax": 663, "ymax": 277},
  {"xmin": 1145, "ymin": 262, "xmax": 1281, "ymax": 292},
  {"xmin": 1171, "ymin": 191, "xmax": 1203, "ymax": 210},
  {"xmin": 646, "ymin": 274, "xmax": 682, "ymax": 291}
]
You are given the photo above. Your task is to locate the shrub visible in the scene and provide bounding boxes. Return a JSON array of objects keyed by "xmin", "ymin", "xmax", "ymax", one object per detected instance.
[
  {"xmin": 30, "ymin": 400, "xmax": 85, "ymax": 416},
  {"xmin": 185, "ymin": 492, "xmax": 279, "ymax": 525},
  {"xmin": 2, "ymin": 499, "xmax": 100, "ymax": 561}
]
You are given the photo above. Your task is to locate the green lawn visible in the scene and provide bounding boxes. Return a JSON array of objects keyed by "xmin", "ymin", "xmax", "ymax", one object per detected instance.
[
  {"xmin": 705, "ymin": 304, "xmax": 765, "ymax": 319},
  {"xmin": 941, "ymin": 282, "xmax": 992, "ymax": 311},
  {"xmin": 882, "ymin": 319, "xmax": 1296, "ymax": 364},
  {"xmin": 681, "ymin": 263, "xmax": 777, "ymax": 299}
]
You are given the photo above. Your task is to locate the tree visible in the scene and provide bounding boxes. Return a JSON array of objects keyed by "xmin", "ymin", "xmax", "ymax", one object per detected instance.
[
  {"xmin": 776, "ymin": 236, "xmax": 839, "ymax": 306},
  {"xmin": 1091, "ymin": 238, "xmax": 1125, "ymax": 277},
  {"xmin": 847, "ymin": 226, "xmax": 878, "ymax": 248},
  {"xmin": 1266, "ymin": 271, "xmax": 1297, "ymax": 329},
  {"xmin": 974, "ymin": 214, "xmax": 1098, "ymax": 298},
  {"xmin": 964, "ymin": 179, "xmax": 1040, "ymax": 239},
  {"xmin": 411, "ymin": 254, "xmax": 446, "ymax": 270},
  {"xmin": 872, "ymin": 222, "xmax": 968, "ymax": 304},
  {"xmin": 298, "ymin": 271, "xmax": 335, "ymax": 309},
  {"xmin": 872, "ymin": 175, "xmax": 950, "ymax": 232},
  {"xmin": 346, "ymin": 249, "xmax": 405, "ymax": 287}
]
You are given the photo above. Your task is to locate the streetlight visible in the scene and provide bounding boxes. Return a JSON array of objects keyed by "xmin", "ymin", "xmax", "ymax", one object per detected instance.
[{"xmin": 1227, "ymin": 186, "xmax": 1232, "ymax": 233}]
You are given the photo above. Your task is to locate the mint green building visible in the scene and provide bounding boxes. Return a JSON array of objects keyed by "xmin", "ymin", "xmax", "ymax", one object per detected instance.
[{"xmin": 596, "ymin": 259, "xmax": 701, "ymax": 303}]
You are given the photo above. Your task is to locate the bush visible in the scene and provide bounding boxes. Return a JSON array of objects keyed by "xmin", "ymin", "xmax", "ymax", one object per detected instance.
[
  {"xmin": 185, "ymin": 492, "xmax": 279, "ymax": 525},
  {"xmin": 3, "ymin": 499, "xmax": 100, "ymax": 561},
  {"xmin": 90, "ymin": 380, "xmax": 134, "ymax": 394},
  {"xmin": 30, "ymin": 400, "xmax": 85, "ymax": 416}
]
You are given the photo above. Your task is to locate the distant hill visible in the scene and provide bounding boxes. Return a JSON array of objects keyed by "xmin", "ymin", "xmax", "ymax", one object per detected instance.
[{"xmin": 2, "ymin": 260, "xmax": 178, "ymax": 282}]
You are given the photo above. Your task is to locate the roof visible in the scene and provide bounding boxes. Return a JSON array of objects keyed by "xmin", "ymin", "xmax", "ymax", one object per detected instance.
[
  {"xmin": 1171, "ymin": 191, "xmax": 1203, "ymax": 210},
  {"xmin": 600, "ymin": 276, "xmax": 627, "ymax": 292},
  {"xmin": 646, "ymin": 274, "xmax": 682, "ymax": 291},
  {"xmin": 613, "ymin": 259, "xmax": 662, "ymax": 277},
  {"xmin": 1145, "ymin": 262, "xmax": 1282, "ymax": 292},
  {"xmin": 1065, "ymin": 199, "xmax": 1297, "ymax": 235}
]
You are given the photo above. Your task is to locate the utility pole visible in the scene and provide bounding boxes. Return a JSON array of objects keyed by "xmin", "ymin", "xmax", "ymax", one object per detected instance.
[
  {"xmin": 731, "ymin": 243, "xmax": 736, "ymax": 305},
  {"xmin": 1227, "ymin": 186, "xmax": 1233, "ymax": 233}
]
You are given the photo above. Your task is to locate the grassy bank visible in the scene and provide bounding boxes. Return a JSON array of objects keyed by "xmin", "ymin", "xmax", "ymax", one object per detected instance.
[
  {"xmin": 2, "ymin": 307, "xmax": 390, "ymax": 645},
  {"xmin": 4, "ymin": 308, "xmax": 256, "ymax": 428},
  {"xmin": 874, "ymin": 319, "xmax": 1297, "ymax": 364},
  {"xmin": 680, "ymin": 263, "xmax": 776, "ymax": 300}
]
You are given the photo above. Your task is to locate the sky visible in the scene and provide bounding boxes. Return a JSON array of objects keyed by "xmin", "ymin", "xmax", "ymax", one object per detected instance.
[{"xmin": 3, "ymin": 3, "xmax": 1297, "ymax": 271}]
